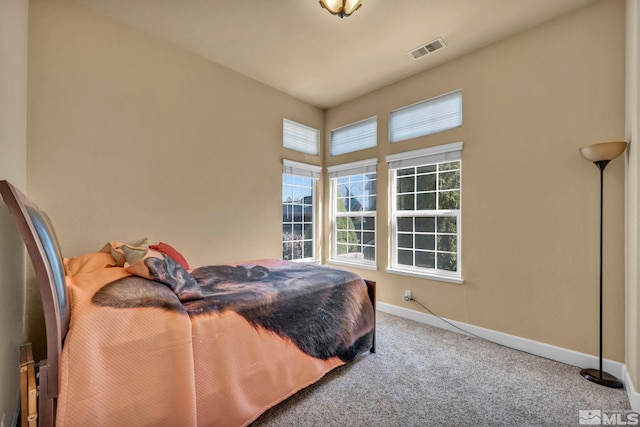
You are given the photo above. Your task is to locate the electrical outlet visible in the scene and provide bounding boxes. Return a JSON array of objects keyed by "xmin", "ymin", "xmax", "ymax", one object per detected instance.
[{"xmin": 404, "ymin": 290, "xmax": 412, "ymax": 301}]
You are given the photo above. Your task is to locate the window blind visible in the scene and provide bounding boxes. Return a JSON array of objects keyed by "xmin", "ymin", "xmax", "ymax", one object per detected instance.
[
  {"xmin": 283, "ymin": 118, "xmax": 320, "ymax": 155},
  {"xmin": 327, "ymin": 158, "xmax": 377, "ymax": 179},
  {"xmin": 386, "ymin": 141, "xmax": 463, "ymax": 170},
  {"xmin": 389, "ymin": 90, "xmax": 462, "ymax": 143},
  {"xmin": 330, "ymin": 117, "xmax": 377, "ymax": 156},
  {"xmin": 282, "ymin": 159, "xmax": 322, "ymax": 179}
]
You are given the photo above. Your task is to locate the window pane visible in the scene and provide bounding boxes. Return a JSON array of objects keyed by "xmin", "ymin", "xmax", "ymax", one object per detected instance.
[
  {"xmin": 397, "ymin": 194, "xmax": 414, "ymax": 210},
  {"xmin": 398, "ymin": 233, "xmax": 413, "ymax": 249},
  {"xmin": 438, "ymin": 235, "xmax": 456, "ymax": 252},
  {"xmin": 303, "ymin": 224, "xmax": 313, "ymax": 239},
  {"xmin": 416, "ymin": 251, "xmax": 435, "ymax": 269},
  {"xmin": 362, "ymin": 232, "xmax": 375, "ymax": 246},
  {"xmin": 282, "ymin": 242, "xmax": 293, "ymax": 260},
  {"xmin": 398, "ymin": 250, "xmax": 413, "ymax": 266},
  {"xmin": 416, "ymin": 193, "xmax": 436, "ymax": 210},
  {"xmin": 439, "ymin": 190, "xmax": 460, "ymax": 210},
  {"xmin": 415, "ymin": 234, "xmax": 435, "ymax": 250},
  {"xmin": 364, "ymin": 245, "xmax": 375, "ymax": 261},
  {"xmin": 337, "ymin": 197, "xmax": 348, "ymax": 212},
  {"xmin": 437, "ymin": 253, "xmax": 457, "ymax": 272},
  {"xmin": 337, "ymin": 243, "xmax": 348, "ymax": 255},
  {"xmin": 397, "ymin": 168, "xmax": 414, "ymax": 176},
  {"xmin": 437, "ymin": 216, "xmax": 457, "ymax": 233},
  {"xmin": 415, "ymin": 216, "xmax": 435, "ymax": 232},
  {"xmin": 303, "ymin": 240, "xmax": 313, "ymax": 259},
  {"xmin": 364, "ymin": 195, "xmax": 376, "ymax": 211},
  {"xmin": 398, "ymin": 217, "xmax": 413, "ymax": 232},
  {"xmin": 397, "ymin": 176, "xmax": 415, "ymax": 193},
  {"xmin": 282, "ymin": 223, "xmax": 292, "ymax": 237},
  {"xmin": 417, "ymin": 174, "xmax": 436, "ymax": 191},
  {"xmin": 362, "ymin": 217, "xmax": 375, "ymax": 230},
  {"xmin": 439, "ymin": 171, "xmax": 460, "ymax": 190}
]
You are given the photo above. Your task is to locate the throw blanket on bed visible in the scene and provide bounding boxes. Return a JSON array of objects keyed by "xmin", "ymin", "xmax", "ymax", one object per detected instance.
[{"xmin": 58, "ymin": 250, "xmax": 374, "ymax": 427}]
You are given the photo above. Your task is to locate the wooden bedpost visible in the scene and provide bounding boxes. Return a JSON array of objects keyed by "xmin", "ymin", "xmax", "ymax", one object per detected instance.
[{"xmin": 364, "ymin": 280, "xmax": 376, "ymax": 354}]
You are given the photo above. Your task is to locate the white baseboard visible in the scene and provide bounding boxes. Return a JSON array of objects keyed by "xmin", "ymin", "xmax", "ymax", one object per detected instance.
[
  {"xmin": 623, "ymin": 365, "xmax": 640, "ymax": 411},
  {"xmin": 377, "ymin": 302, "xmax": 626, "ymax": 383}
]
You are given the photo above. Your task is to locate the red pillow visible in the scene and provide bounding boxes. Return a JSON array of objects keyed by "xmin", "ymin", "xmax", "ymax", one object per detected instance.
[{"xmin": 149, "ymin": 242, "xmax": 190, "ymax": 270}]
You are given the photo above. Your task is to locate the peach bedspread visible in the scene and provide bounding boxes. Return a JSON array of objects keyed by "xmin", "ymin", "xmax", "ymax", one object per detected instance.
[{"xmin": 57, "ymin": 253, "xmax": 373, "ymax": 426}]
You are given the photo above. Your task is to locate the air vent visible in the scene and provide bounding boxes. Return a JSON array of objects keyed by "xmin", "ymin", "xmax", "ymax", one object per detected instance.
[{"xmin": 409, "ymin": 37, "xmax": 446, "ymax": 60}]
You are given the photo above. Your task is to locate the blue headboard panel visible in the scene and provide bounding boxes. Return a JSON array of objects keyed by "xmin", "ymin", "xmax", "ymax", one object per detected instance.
[
  {"xmin": 26, "ymin": 205, "xmax": 69, "ymax": 330},
  {"xmin": 0, "ymin": 180, "xmax": 68, "ymax": 415}
]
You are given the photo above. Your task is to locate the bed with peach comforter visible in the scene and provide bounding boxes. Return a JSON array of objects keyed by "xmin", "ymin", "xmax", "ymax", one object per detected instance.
[{"xmin": 57, "ymin": 245, "xmax": 374, "ymax": 427}]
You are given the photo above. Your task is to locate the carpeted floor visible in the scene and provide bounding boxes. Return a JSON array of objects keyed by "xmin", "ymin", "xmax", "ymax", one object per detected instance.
[{"xmin": 251, "ymin": 311, "xmax": 631, "ymax": 427}]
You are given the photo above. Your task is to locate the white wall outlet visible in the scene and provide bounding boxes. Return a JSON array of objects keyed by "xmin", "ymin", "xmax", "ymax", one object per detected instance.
[{"xmin": 404, "ymin": 290, "xmax": 412, "ymax": 301}]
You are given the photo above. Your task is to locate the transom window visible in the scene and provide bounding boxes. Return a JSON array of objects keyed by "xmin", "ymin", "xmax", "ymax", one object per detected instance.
[
  {"xmin": 389, "ymin": 90, "xmax": 462, "ymax": 143},
  {"xmin": 283, "ymin": 119, "xmax": 320, "ymax": 155},
  {"xmin": 328, "ymin": 159, "xmax": 377, "ymax": 268},
  {"xmin": 282, "ymin": 160, "xmax": 321, "ymax": 261},
  {"xmin": 387, "ymin": 142, "xmax": 463, "ymax": 283}
]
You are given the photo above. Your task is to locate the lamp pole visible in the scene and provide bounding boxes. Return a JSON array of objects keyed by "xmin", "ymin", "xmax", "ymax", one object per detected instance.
[{"xmin": 579, "ymin": 158, "xmax": 623, "ymax": 388}]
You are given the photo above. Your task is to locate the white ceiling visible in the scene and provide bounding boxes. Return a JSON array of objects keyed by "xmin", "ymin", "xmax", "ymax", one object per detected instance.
[{"xmin": 73, "ymin": 0, "xmax": 598, "ymax": 109}]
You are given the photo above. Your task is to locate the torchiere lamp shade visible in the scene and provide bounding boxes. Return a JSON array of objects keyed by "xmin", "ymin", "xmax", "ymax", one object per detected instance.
[{"xmin": 580, "ymin": 141, "xmax": 627, "ymax": 163}]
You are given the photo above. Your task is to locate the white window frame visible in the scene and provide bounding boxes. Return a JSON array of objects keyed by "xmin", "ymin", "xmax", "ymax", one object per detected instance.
[
  {"xmin": 283, "ymin": 118, "xmax": 320, "ymax": 155},
  {"xmin": 330, "ymin": 116, "xmax": 377, "ymax": 156},
  {"xmin": 386, "ymin": 142, "xmax": 463, "ymax": 283},
  {"xmin": 328, "ymin": 158, "xmax": 377, "ymax": 270},
  {"xmin": 282, "ymin": 159, "xmax": 321, "ymax": 262},
  {"xmin": 389, "ymin": 89, "xmax": 462, "ymax": 143}
]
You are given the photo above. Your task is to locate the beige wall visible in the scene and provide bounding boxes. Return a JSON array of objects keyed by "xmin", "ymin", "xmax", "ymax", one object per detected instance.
[
  {"xmin": 0, "ymin": 0, "xmax": 28, "ymax": 421},
  {"xmin": 626, "ymin": 0, "xmax": 640, "ymax": 395},
  {"xmin": 324, "ymin": 0, "xmax": 627, "ymax": 362},
  {"xmin": 26, "ymin": 0, "xmax": 323, "ymax": 356}
]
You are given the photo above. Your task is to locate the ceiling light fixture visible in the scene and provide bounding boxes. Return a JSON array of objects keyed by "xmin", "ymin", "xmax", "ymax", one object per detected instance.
[{"xmin": 319, "ymin": 0, "xmax": 362, "ymax": 18}]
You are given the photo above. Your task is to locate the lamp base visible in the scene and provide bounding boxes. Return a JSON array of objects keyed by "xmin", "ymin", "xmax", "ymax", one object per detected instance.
[{"xmin": 580, "ymin": 368, "xmax": 623, "ymax": 388}]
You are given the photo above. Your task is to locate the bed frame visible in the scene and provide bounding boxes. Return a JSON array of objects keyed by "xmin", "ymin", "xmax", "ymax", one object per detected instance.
[{"xmin": 0, "ymin": 179, "xmax": 375, "ymax": 426}]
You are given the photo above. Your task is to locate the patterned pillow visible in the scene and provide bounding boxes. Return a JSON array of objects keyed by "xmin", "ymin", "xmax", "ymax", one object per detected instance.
[{"xmin": 101, "ymin": 242, "xmax": 202, "ymax": 302}]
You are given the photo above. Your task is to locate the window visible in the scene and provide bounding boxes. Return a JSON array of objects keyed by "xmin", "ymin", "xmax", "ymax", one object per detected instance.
[
  {"xmin": 387, "ymin": 142, "xmax": 463, "ymax": 283},
  {"xmin": 282, "ymin": 160, "xmax": 321, "ymax": 261},
  {"xmin": 330, "ymin": 117, "xmax": 377, "ymax": 156},
  {"xmin": 283, "ymin": 119, "xmax": 320, "ymax": 155},
  {"xmin": 389, "ymin": 90, "xmax": 462, "ymax": 143},
  {"xmin": 328, "ymin": 159, "xmax": 377, "ymax": 268}
]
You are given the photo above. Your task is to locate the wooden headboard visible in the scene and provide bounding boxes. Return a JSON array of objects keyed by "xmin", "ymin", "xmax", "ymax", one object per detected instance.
[{"xmin": 0, "ymin": 180, "xmax": 67, "ymax": 427}]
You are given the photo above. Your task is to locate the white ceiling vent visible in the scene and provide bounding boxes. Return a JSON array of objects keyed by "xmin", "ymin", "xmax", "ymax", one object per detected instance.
[{"xmin": 408, "ymin": 37, "xmax": 446, "ymax": 60}]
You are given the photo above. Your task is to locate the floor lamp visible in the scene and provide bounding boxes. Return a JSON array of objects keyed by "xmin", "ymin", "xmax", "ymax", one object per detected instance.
[{"xmin": 579, "ymin": 140, "xmax": 627, "ymax": 389}]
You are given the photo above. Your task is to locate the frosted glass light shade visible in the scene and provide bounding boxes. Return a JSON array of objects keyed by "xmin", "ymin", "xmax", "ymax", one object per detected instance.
[
  {"xmin": 319, "ymin": 0, "xmax": 362, "ymax": 17},
  {"xmin": 580, "ymin": 141, "xmax": 627, "ymax": 163}
]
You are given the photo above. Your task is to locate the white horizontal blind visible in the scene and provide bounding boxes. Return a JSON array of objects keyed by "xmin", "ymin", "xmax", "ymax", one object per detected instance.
[
  {"xmin": 389, "ymin": 90, "xmax": 462, "ymax": 143},
  {"xmin": 330, "ymin": 117, "xmax": 377, "ymax": 156},
  {"xmin": 283, "ymin": 118, "xmax": 320, "ymax": 155},
  {"xmin": 387, "ymin": 142, "xmax": 463, "ymax": 170},
  {"xmin": 282, "ymin": 159, "xmax": 322, "ymax": 179},
  {"xmin": 327, "ymin": 158, "xmax": 377, "ymax": 179}
]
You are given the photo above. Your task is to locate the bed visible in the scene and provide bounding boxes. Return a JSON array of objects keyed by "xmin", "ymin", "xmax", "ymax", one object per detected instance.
[{"xmin": 0, "ymin": 179, "xmax": 376, "ymax": 427}]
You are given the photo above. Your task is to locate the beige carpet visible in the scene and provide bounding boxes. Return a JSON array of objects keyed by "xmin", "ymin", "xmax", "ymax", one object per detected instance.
[{"xmin": 251, "ymin": 311, "xmax": 632, "ymax": 427}]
